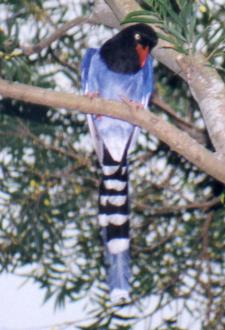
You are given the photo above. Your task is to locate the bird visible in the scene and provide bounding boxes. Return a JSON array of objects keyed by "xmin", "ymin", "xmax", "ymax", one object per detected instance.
[{"xmin": 81, "ymin": 23, "xmax": 158, "ymax": 302}]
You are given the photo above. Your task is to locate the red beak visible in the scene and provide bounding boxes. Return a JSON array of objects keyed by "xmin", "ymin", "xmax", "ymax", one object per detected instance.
[{"xmin": 135, "ymin": 44, "xmax": 150, "ymax": 68}]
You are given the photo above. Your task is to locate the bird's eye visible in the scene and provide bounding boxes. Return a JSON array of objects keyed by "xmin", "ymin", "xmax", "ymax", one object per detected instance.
[{"xmin": 134, "ymin": 33, "xmax": 141, "ymax": 41}]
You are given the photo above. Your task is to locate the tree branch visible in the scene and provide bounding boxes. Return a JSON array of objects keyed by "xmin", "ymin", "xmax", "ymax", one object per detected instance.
[
  {"xmin": 22, "ymin": 16, "xmax": 92, "ymax": 56},
  {"xmin": 177, "ymin": 55, "xmax": 225, "ymax": 157},
  {"xmin": 134, "ymin": 197, "xmax": 220, "ymax": 216},
  {"xmin": 152, "ymin": 95, "xmax": 207, "ymax": 144},
  {"xmin": 0, "ymin": 78, "xmax": 225, "ymax": 184}
]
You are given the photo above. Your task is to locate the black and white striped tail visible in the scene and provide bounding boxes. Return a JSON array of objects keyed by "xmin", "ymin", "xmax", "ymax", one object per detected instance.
[{"xmin": 99, "ymin": 146, "xmax": 131, "ymax": 302}]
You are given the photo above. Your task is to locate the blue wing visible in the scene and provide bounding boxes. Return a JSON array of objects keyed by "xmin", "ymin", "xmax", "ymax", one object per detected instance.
[
  {"xmin": 82, "ymin": 48, "xmax": 154, "ymax": 163},
  {"xmin": 81, "ymin": 48, "xmax": 154, "ymax": 302},
  {"xmin": 81, "ymin": 48, "xmax": 98, "ymax": 94}
]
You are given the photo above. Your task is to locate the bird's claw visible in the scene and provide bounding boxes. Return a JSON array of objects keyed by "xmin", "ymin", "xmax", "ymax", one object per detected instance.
[
  {"xmin": 121, "ymin": 96, "xmax": 144, "ymax": 110},
  {"xmin": 86, "ymin": 91, "xmax": 100, "ymax": 100}
]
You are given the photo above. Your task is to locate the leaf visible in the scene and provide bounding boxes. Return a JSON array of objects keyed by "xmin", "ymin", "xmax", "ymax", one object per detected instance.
[
  {"xmin": 124, "ymin": 9, "xmax": 163, "ymax": 23},
  {"xmin": 188, "ymin": 11, "xmax": 197, "ymax": 45},
  {"xmin": 157, "ymin": 0, "xmax": 183, "ymax": 28},
  {"xmin": 156, "ymin": 31, "xmax": 177, "ymax": 45},
  {"xmin": 180, "ymin": 1, "xmax": 193, "ymax": 23},
  {"xmin": 122, "ymin": 16, "xmax": 162, "ymax": 25},
  {"xmin": 125, "ymin": 10, "xmax": 157, "ymax": 18},
  {"xmin": 211, "ymin": 34, "xmax": 225, "ymax": 52},
  {"xmin": 166, "ymin": 24, "xmax": 187, "ymax": 42},
  {"xmin": 43, "ymin": 288, "xmax": 56, "ymax": 303},
  {"xmin": 179, "ymin": 2, "xmax": 197, "ymax": 45}
]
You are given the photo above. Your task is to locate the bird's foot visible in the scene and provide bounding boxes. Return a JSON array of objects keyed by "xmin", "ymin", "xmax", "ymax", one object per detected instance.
[
  {"xmin": 86, "ymin": 91, "xmax": 100, "ymax": 100},
  {"xmin": 86, "ymin": 92, "xmax": 102, "ymax": 119},
  {"xmin": 121, "ymin": 96, "xmax": 144, "ymax": 111}
]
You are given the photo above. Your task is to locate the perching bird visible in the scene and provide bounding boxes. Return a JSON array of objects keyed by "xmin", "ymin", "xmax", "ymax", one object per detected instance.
[{"xmin": 81, "ymin": 23, "xmax": 158, "ymax": 302}]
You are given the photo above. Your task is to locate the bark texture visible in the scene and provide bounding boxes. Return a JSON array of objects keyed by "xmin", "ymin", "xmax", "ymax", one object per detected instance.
[{"xmin": 177, "ymin": 55, "xmax": 225, "ymax": 156}]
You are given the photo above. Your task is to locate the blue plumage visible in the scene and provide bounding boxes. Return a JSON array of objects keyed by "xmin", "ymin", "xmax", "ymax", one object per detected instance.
[
  {"xmin": 82, "ymin": 48, "xmax": 154, "ymax": 162},
  {"xmin": 81, "ymin": 24, "xmax": 157, "ymax": 302}
]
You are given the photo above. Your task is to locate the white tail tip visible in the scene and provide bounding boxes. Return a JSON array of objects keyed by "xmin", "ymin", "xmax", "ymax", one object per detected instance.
[{"xmin": 110, "ymin": 288, "xmax": 130, "ymax": 304}]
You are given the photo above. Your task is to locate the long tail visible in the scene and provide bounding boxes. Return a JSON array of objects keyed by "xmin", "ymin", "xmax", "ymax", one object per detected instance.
[{"xmin": 98, "ymin": 146, "xmax": 131, "ymax": 302}]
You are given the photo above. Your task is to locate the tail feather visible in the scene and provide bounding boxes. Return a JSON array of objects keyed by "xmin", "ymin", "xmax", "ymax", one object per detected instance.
[
  {"xmin": 99, "ymin": 145, "xmax": 131, "ymax": 302},
  {"xmin": 106, "ymin": 249, "xmax": 131, "ymax": 301}
]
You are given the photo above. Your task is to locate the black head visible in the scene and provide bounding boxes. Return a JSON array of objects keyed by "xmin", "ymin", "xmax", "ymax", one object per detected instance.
[{"xmin": 100, "ymin": 23, "xmax": 158, "ymax": 74}]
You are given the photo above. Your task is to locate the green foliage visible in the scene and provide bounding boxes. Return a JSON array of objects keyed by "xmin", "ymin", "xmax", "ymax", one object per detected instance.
[
  {"xmin": 0, "ymin": 1, "xmax": 224, "ymax": 329},
  {"xmin": 123, "ymin": 0, "xmax": 225, "ymax": 64}
]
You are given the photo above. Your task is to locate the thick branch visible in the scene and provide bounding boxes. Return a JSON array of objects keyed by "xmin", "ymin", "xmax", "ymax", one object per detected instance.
[
  {"xmin": 0, "ymin": 78, "xmax": 225, "ymax": 184},
  {"xmin": 177, "ymin": 55, "xmax": 225, "ymax": 157}
]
